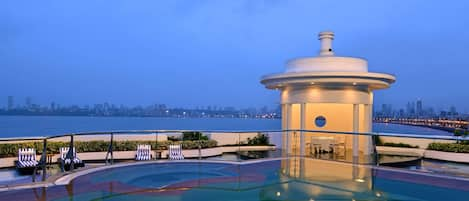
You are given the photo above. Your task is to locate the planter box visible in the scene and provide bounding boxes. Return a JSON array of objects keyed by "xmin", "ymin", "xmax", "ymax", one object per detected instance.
[
  {"xmin": 376, "ymin": 146, "xmax": 424, "ymax": 157},
  {"xmin": 0, "ymin": 145, "xmax": 276, "ymax": 168},
  {"xmin": 424, "ymin": 150, "xmax": 469, "ymax": 163}
]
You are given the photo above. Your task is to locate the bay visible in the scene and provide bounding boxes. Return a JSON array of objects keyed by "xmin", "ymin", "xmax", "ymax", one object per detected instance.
[{"xmin": 0, "ymin": 116, "xmax": 452, "ymax": 138}]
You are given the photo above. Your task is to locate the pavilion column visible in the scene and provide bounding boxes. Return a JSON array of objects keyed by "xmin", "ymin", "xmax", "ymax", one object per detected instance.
[
  {"xmin": 352, "ymin": 104, "xmax": 359, "ymax": 158},
  {"xmin": 284, "ymin": 103, "xmax": 292, "ymax": 156},
  {"xmin": 299, "ymin": 103, "xmax": 306, "ymax": 179},
  {"xmin": 283, "ymin": 103, "xmax": 292, "ymax": 175},
  {"xmin": 352, "ymin": 104, "xmax": 360, "ymax": 180},
  {"xmin": 300, "ymin": 103, "xmax": 306, "ymax": 156},
  {"xmin": 364, "ymin": 104, "xmax": 373, "ymax": 154}
]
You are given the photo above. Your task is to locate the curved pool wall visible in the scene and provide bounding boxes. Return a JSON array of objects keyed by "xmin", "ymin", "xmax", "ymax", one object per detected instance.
[{"xmin": 1, "ymin": 159, "xmax": 469, "ymax": 201}]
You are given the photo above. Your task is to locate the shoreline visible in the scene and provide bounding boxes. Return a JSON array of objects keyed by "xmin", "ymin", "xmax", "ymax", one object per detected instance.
[{"xmin": 373, "ymin": 121, "xmax": 456, "ymax": 134}]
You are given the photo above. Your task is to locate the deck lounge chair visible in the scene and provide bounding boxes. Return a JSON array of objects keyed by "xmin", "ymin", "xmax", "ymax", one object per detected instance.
[
  {"xmin": 60, "ymin": 147, "xmax": 84, "ymax": 171},
  {"xmin": 16, "ymin": 148, "xmax": 39, "ymax": 174},
  {"xmin": 135, "ymin": 144, "xmax": 152, "ymax": 161},
  {"xmin": 169, "ymin": 144, "xmax": 184, "ymax": 160}
]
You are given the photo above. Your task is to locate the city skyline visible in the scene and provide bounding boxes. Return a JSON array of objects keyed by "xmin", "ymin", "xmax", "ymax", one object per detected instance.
[
  {"xmin": 2, "ymin": 95, "xmax": 467, "ymax": 119},
  {"xmin": 3, "ymin": 95, "xmax": 278, "ymax": 111},
  {"xmin": 1, "ymin": 95, "xmax": 280, "ymax": 119},
  {"xmin": 2, "ymin": 1, "xmax": 469, "ymax": 111},
  {"xmin": 376, "ymin": 100, "xmax": 464, "ymax": 118}
]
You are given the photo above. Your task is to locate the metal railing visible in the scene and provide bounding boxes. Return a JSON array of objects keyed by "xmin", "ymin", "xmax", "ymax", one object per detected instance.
[{"xmin": 0, "ymin": 129, "xmax": 468, "ymax": 188}]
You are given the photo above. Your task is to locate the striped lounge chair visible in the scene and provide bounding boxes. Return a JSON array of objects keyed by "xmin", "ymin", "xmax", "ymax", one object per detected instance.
[
  {"xmin": 169, "ymin": 144, "xmax": 184, "ymax": 160},
  {"xmin": 60, "ymin": 147, "xmax": 85, "ymax": 171},
  {"xmin": 16, "ymin": 148, "xmax": 39, "ymax": 175},
  {"xmin": 135, "ymin": 144, "xmax": 152, "ymax": 161}
]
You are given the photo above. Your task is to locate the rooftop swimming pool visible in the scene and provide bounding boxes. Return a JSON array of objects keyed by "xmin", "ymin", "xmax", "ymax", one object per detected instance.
[{"xmin": 1, "ymin": 159, "xmax": 468, "ymax": 201}]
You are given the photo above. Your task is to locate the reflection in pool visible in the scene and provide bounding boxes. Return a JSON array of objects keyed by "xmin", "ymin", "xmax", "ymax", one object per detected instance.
[{"xmin": 1, "ymin": 159, "xmax": 469, "ymax": 201}]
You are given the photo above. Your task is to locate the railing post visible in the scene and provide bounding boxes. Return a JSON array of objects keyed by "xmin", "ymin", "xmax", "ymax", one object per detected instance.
[
  {"xmin": 105, "ymin": 133, "xmax": 114, "ymax": 165},
  {"xmin": 198, "ymin": 132, "xmax": 202, "ymax": 160},
  {"xmin": 32, "ymin": 139, "xmax": 47, "ymax": 183},
  {"xmin": 155, "ymin": 132, "xmax": 158, "ymax": 160},
  {"xmin": 237, "ymin": 132, "xmax": 241, "ymax": 161},
  {"xmin": 41, "ymin": 138, "xmax": 47, "ymax": 181},
  {"xmin": 372, "ymin": 134, "xmax": 379, "ymax": 166},
  {"xmin": 111, "ymin": 133, "xmax": 114, "ymax": 164},
  {"xmin": 68, "ymin": 135, "xmax": 75, "ymax": 171}
]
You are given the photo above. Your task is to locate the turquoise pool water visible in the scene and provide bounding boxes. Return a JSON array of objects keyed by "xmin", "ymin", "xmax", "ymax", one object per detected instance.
[{"xmin": 1, "ymin": 159, "xmax": 469, "ymax": 201}]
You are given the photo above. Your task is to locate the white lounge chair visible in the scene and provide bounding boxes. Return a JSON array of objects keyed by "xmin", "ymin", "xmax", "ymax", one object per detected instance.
[
  {"xmin": 60, "ymin": 147, "xmax": 84, "ymax": 170},
  {"xmin": 169, "ymin": 144, "xmax": 184, "ymax": 160},
  {"xmin": 135, "ymin": 144, "xmax": 152, "ymax": 161},
  {"xmin": 16, "ymin": 148, "xmax": 39, "ymax": 174}
]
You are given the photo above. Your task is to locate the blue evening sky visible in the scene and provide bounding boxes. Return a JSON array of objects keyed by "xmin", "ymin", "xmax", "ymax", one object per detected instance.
[{"xmin": 1, "ymin": 1, "xmax": 468, "ymax": 112}]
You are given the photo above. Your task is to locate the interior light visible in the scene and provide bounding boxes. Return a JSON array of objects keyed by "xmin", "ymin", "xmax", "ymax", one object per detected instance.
[
  {"xmin": 354, "ymin": 178, "xmax": 365, "ymax": 183},
  {"xmin": 352, "ymin": 82, "xmax": 357, "ymax": 85},
  {"xmin": 276, "ymin": 192, "xmax": 281, "ymax": 197}
]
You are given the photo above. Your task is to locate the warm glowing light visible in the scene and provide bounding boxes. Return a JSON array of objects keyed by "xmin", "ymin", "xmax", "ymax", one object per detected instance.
[
  {"xmin": 354, "ymin": 178, "xmax": 365, "ymax": 183},
  {"xmin": 310, "ymin": 82, "xmax": 315, "ymax": 85},
  {"xmin": 352, "ymin": 82, "xmax": 357, "ymax": 85},
  {"xmin": 276, "ymin": 192, "xmax": 281, "ymax": 197}
]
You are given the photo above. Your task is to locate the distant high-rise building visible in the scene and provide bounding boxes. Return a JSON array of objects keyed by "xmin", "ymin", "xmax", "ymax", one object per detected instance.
[
  {"xmin": 399, "ymin": 109, "xmax": 405, "ymax": 117},
  {"xmin": 450, "ymin": 106, "xmax": 457, "ymax": 116},
  {"xmin": 406, "ymin": 102, "xmax": 415, "ymax": 116},
  {"xmin": 50, "ymin": 102, "xmax": 56, "ymax": 111},
  {"xmin": 416, "ymin": 99, "xmax": 423, "ymax": 116},
  {"xmin": 381, "ymin": 104, "xmax": 393, "ymax": 116},
  {"xmin": 25, "ymin": 97, "xmax": 32, "ymax": 109},
  {"xmin": 7, "ymin": 96, "xmax": 14, "ymax": 111},
  {"xmin": 427, "ymin": 107, "xmax": 435, "ymax": 117}
]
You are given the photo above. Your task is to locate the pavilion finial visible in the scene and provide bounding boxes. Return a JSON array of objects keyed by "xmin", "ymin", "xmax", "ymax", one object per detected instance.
[{"xmin": 318, "ymin": 31, "xmax": 335, "ymax": 56}]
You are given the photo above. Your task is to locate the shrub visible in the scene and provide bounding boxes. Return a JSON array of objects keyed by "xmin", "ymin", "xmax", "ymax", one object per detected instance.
[
  {"xmin": 453, "ymin": 129, "xmax": 468, "ymax": 137},
  {"xmin": 427, "ymin": 142, "xmax": 469, "ymax": 153},
  {"xmin": 182, "ymin": 132, "xmax": 208, "ymax": 141},
  {"xmin": 247, "ymin": 134, "xmax": 270, "ymax": 145},
  {"xmin": 380, "ymin": 142, "xmax": 419, "ymax": 148},
  {"xmin": 167, "ymin": 136, "xmax": 181, "ymax": 141},
  {"xmin": 0, "ymin": 140, "xmax": 218, "ymax": 157},
  {"xmin": 374, "ymin": 136, "xmax": 383, "ymax": 146}
]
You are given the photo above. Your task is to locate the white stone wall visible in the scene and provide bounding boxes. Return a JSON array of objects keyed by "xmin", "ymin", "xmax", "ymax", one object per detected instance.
[
  {"xmin": 207, "ymin": 132, "xmax": 260, "ymax": 146},
  {"xmin": 379, "ymin": 136, "xmax": 454, "ymax": 149}
]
